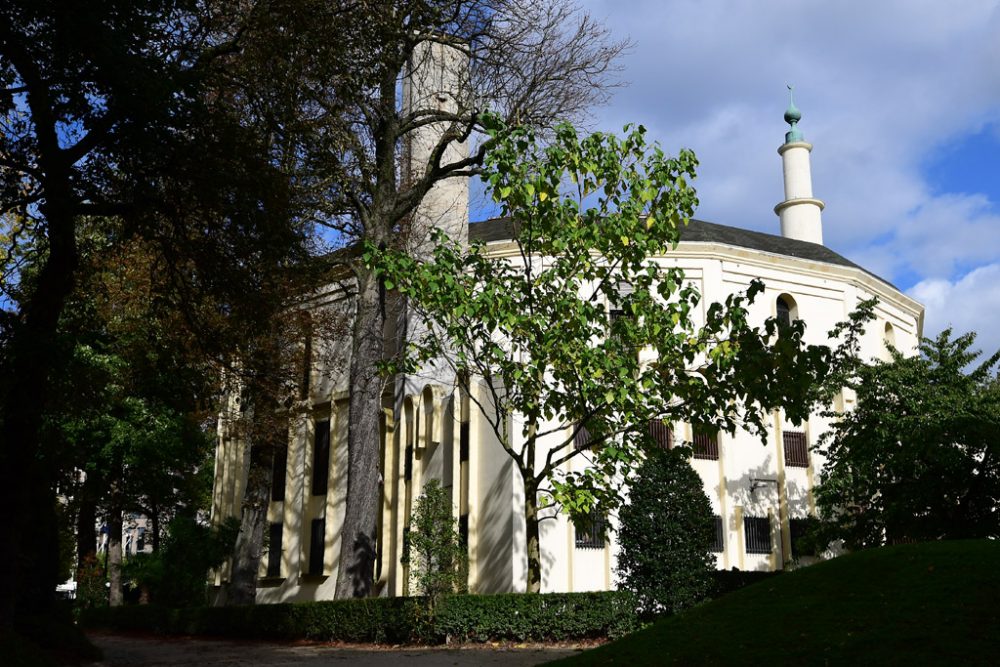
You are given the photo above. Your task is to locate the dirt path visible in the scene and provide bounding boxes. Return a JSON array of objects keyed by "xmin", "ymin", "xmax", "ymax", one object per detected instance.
[{"xmin": 87, "ymin": 633, "xmax": 582, "ymax": 666}]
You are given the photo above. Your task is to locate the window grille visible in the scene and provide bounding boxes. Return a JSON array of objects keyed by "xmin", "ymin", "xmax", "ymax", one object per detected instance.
[
  {"xmin": 711, "ymin": 515, "xmax": 724, "ymax": 553},
  {"xmin": 308, "ymin": 518, "xmax": 325, "ymax": 576},
  {"xmin": 744, "ymin": 516, "xmax": 772, "ymax": 554},
  {"xmin": 783, "ymin": 431, "xmax": 809, "ymax": 468},
  {"xmin": 312, "ymin": 420, "xmax": 330, "ymax": 496},
  {"xmin": 648, "ymin": 419, "xmax": 673, "ymax": 450},
  {"xmin": 573, "ymin": 422, "xmax": 592, "ymax": 450},
  {"xmin": 693, "ymin": 430, "xmax": 719, "ymax": 460},
  {"xmin": 266, "ymin": 523, "xmax": 282, "ymax": 577},
  {"xmin": 574, "ymin": 509, "xmax": 606, "ymax": 549}
]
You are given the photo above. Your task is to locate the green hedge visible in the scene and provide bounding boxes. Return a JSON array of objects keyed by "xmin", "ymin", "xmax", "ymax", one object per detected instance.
[
  {"xmin": 81, "ymin": 591, "xmax": 636, "ymax": 644},
  {"xmin": 436, "ymin": 592, "xmax": 637, "ymax": 641},
  {"xmin": 81, "ymin": 573, "xmax": 774, "ymax": 645}
]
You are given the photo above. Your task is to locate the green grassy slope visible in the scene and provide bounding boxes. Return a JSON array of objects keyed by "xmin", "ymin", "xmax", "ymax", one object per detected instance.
[{"xmin": 551, "ymin": 540, "xmax": 1000, "ymax": 666}]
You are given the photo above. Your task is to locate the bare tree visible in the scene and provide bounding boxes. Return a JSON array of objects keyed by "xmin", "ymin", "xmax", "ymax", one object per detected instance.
[{"xmin": 237, "ymin": 0, "xmax": 628, "ymax": 599}]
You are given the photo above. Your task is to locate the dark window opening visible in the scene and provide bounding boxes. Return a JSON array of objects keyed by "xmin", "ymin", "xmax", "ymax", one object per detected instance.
[
  {"xmin": 744, "ymin": 516, "xmax": 772, "ymax": 554},
  {"xmin": 789, "ymin": 517, "xmax": 811, "ymax": 558},
  {"xmin": 404, "ymin": 445, "xmax": 413, "ymax": 482},
  {"xmin": 308, "ymin": 518, "xmax": 325, "ymax": 576},
  {"xmin": 776, "ymin": 296, "xmax": 792, "ymax": 327},
  {"xmin": 459, "ymin": 514, "xmax": 469, "ymax": 549},
  {"xmin": 267, "ymin": 523, "xmax": 282, "ymax": 577},
  {"xmin": 711, "ymin": 515, "xmax": 724, "ymax": 553},
  {"xmin": 574, "ymin": 422, "xmax": 592, "ymax": 450},
  {"xmin": 574, "ymin": 509, "xmax": 606, "ymax": 549},
  {"xmin": 783, "ymin": 430, "xmax": 809, "ymax": 468},
  {"xmin": 271, "ymin": 440, "xmax": 288, "ymax": 502},
  {"xmin": 693, "ymin": 429, "xmax": 719, "ymax": 460},
  {"xmin": 312, "ymin": 420, "xmax": 330, "ymax": 496},
  {"xmin": 648, "ymin": 419, "xmax": 673, "ymax": 449},
  {"xmin": 136, "ymin": 527, "xmax": 145, "ymax": 553},
  {"xmin": 459, "ymin": 422, "xmax": 469, "ymax": 462}
]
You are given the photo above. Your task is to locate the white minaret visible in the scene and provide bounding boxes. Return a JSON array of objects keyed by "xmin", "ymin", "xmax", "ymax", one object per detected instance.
[
  {"xmin": 401, "ymin": 40, "xmax": 470, "ymax": 256},
  {"xmin": 774, "ymin": 86, "xmax": 824, "ymax": 245}
]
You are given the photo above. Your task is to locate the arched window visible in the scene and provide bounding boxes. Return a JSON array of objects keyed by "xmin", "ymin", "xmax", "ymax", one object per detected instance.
[
  {"xmin": 882, "ymin": 322, "xmax": 896, "ymax": 360},
  {"xmin": 776, "ymin": 295, "xmax": 796, "ymax": 327}
]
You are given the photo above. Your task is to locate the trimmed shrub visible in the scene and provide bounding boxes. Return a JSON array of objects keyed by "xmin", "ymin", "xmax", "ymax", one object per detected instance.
[
  {"xmin": 408, "ymin": 480, "xmax": 467, "ymax": 610},
  {"xmin": 616, "ymin": 449, "xmax": 717, "ymax": 617},
  {"xmin": 81, "ymin": 591, "xmax": 637, "ymax": 643},
  {"xmin": 435, "ymin": 592, "xmax": 637, "ymax": 641}
]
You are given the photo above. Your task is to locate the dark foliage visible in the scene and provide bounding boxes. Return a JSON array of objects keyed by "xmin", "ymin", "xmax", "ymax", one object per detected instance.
[
  {"xmin": 815, "ymin": 329, "xmax": 1000, "ymax": 549},
  {"xmin": 616, "ymin": 449, "xmax": 717, "ymax": 616}
]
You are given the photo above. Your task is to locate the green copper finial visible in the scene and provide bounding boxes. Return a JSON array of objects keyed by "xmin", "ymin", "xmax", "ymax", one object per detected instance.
[{"xmin": 784, "ymin": 84, "xmax": 803, "ymax": 143}]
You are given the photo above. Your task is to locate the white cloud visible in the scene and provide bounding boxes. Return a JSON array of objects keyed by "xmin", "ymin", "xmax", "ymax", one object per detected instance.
[
  {"xmin": 908, "ymin": 263, "xmax": 1000, "ymax": 356},
  {"xmin": 580, "ymin": 0, "xmax": 1000, "ymax": 289}
]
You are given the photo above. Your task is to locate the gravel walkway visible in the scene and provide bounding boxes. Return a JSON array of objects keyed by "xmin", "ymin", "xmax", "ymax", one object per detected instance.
[{"xmin": 87, "ymin": 633, "xmax": 582, "ymax": 666}]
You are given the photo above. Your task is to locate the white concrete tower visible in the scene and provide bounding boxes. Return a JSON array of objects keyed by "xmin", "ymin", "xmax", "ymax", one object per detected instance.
[
  {"xmin": 774, "ymin": 86, "xmax": 824, "ymax": 245},
  {"xmin": 401, "ymin": 40, "xmax": 470, "ymax": 256},
  {"xmin": 397, "ymin": 41, "xmax": 470, "ymax": 389}
]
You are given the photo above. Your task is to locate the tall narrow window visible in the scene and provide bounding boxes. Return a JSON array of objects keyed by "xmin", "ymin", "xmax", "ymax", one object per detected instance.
[
  {"xmin": 271, "ymin": 439, "xmax": 288, "ymax": 503},
  {"xmin": 312, "ymin": 420, "xmax": 330, "ymax": 496},
  {"xmin": 308, "ymin": 518, "xmax": 325, "ymax": 576},
  {"xmin": 776, "ymin": 295, "xmax": 792, "ymax": 327},
  {"xmin": 267, "ymin": 523, "xmax": 283, "ymax": 577},
  {"xmin": 783, "ymin": 430, "xmax": 809, "ymax": 468},
  {"xmin": 711, "ymin": 515, "xmax": 724, "ymax": 553},
  {"xmin": 648, "ymin": 419, "xmax": 673, "ymax": 450},
  {"xmin": 744, "ymin": 516, "xmax": 772, "ymax": 554},
  {"xmin": 693, "ymin": 428, "xmax": 719, "ymax": 460},
  {"xmin": 459, "ymin": 422, "xmax": 469, "ymax": 462}
]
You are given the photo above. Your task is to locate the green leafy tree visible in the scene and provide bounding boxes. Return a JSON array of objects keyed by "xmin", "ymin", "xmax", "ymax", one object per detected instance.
[
  {"xmin": 616, "ymin": 449, "xmax": 716, "ymax": 617},
  {"xmin": 376, "ymin": 120, "xmax": 871, "ymax": 591},
  {"xmin": 124, "ymin": 516, "xmax": 239, "ymax": 608},
  {"xmin": 0, "ymin": 0, "xmax": 310, "ymax": 629},
  {"xmin": 406, "ymin": 480, "xmax": 467, "ymax": 614},
  {"xmin": 815, "ymin": 329, "xmax": 1000, "ymax": 549}
]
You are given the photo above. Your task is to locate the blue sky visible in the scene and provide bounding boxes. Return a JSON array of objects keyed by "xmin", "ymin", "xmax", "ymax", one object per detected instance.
[{"xmin": 571, "ymin": 0, "xmax": 1000, "ymax": 356}]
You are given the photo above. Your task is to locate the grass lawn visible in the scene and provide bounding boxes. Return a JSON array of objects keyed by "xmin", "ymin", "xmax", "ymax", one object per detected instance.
[{"xmin": 549, "ymin": 540, "xmax": 1000, "ymax": 666}]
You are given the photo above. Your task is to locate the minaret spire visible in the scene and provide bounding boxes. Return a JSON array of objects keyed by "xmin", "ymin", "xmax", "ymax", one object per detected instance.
[{"xmin": 774, "ymin": 85, "xmax": 824, "ymax": 244}]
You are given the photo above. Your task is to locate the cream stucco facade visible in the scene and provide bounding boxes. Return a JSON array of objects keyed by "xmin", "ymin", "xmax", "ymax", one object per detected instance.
[
  {"xmin": 208, "ymin": 50, "xmax": 924, "ymax": 602},
  {"xmin": 209, "ymin": 222, "xmax": 923, "ymax": 601}
]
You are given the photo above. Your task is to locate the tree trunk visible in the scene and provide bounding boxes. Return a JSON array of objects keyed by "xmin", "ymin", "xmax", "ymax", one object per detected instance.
[
  {"xmin": 0, "ymin": 166, "xmax": 78, "ymax": 629},
  {"xmin": 227, "ymin": 437, "xmax": 272, "ymax": 606},
  {"xmin": 335, "ymin": 263, "xmax": 386, "ymax": 598},
  {"xmin": 524, "ymin": 481, "xmax": 542, "ymax": 594},
  {"xmin": 107, "ymin": 504, "xmax": 124, "ymax": 607}
]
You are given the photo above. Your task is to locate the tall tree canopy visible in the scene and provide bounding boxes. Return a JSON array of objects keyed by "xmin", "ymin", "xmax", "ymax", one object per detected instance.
[
  {"xmin": 815, "ymin": 330, "xmax": 1000, "ymax": 549},
  {"xmin": 228, "ymin": 0, "xmax": 629, "ymax": 599},
  {"xmin": 0, "ymin": 0, "xmax": 311, "ymax": 630}
]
